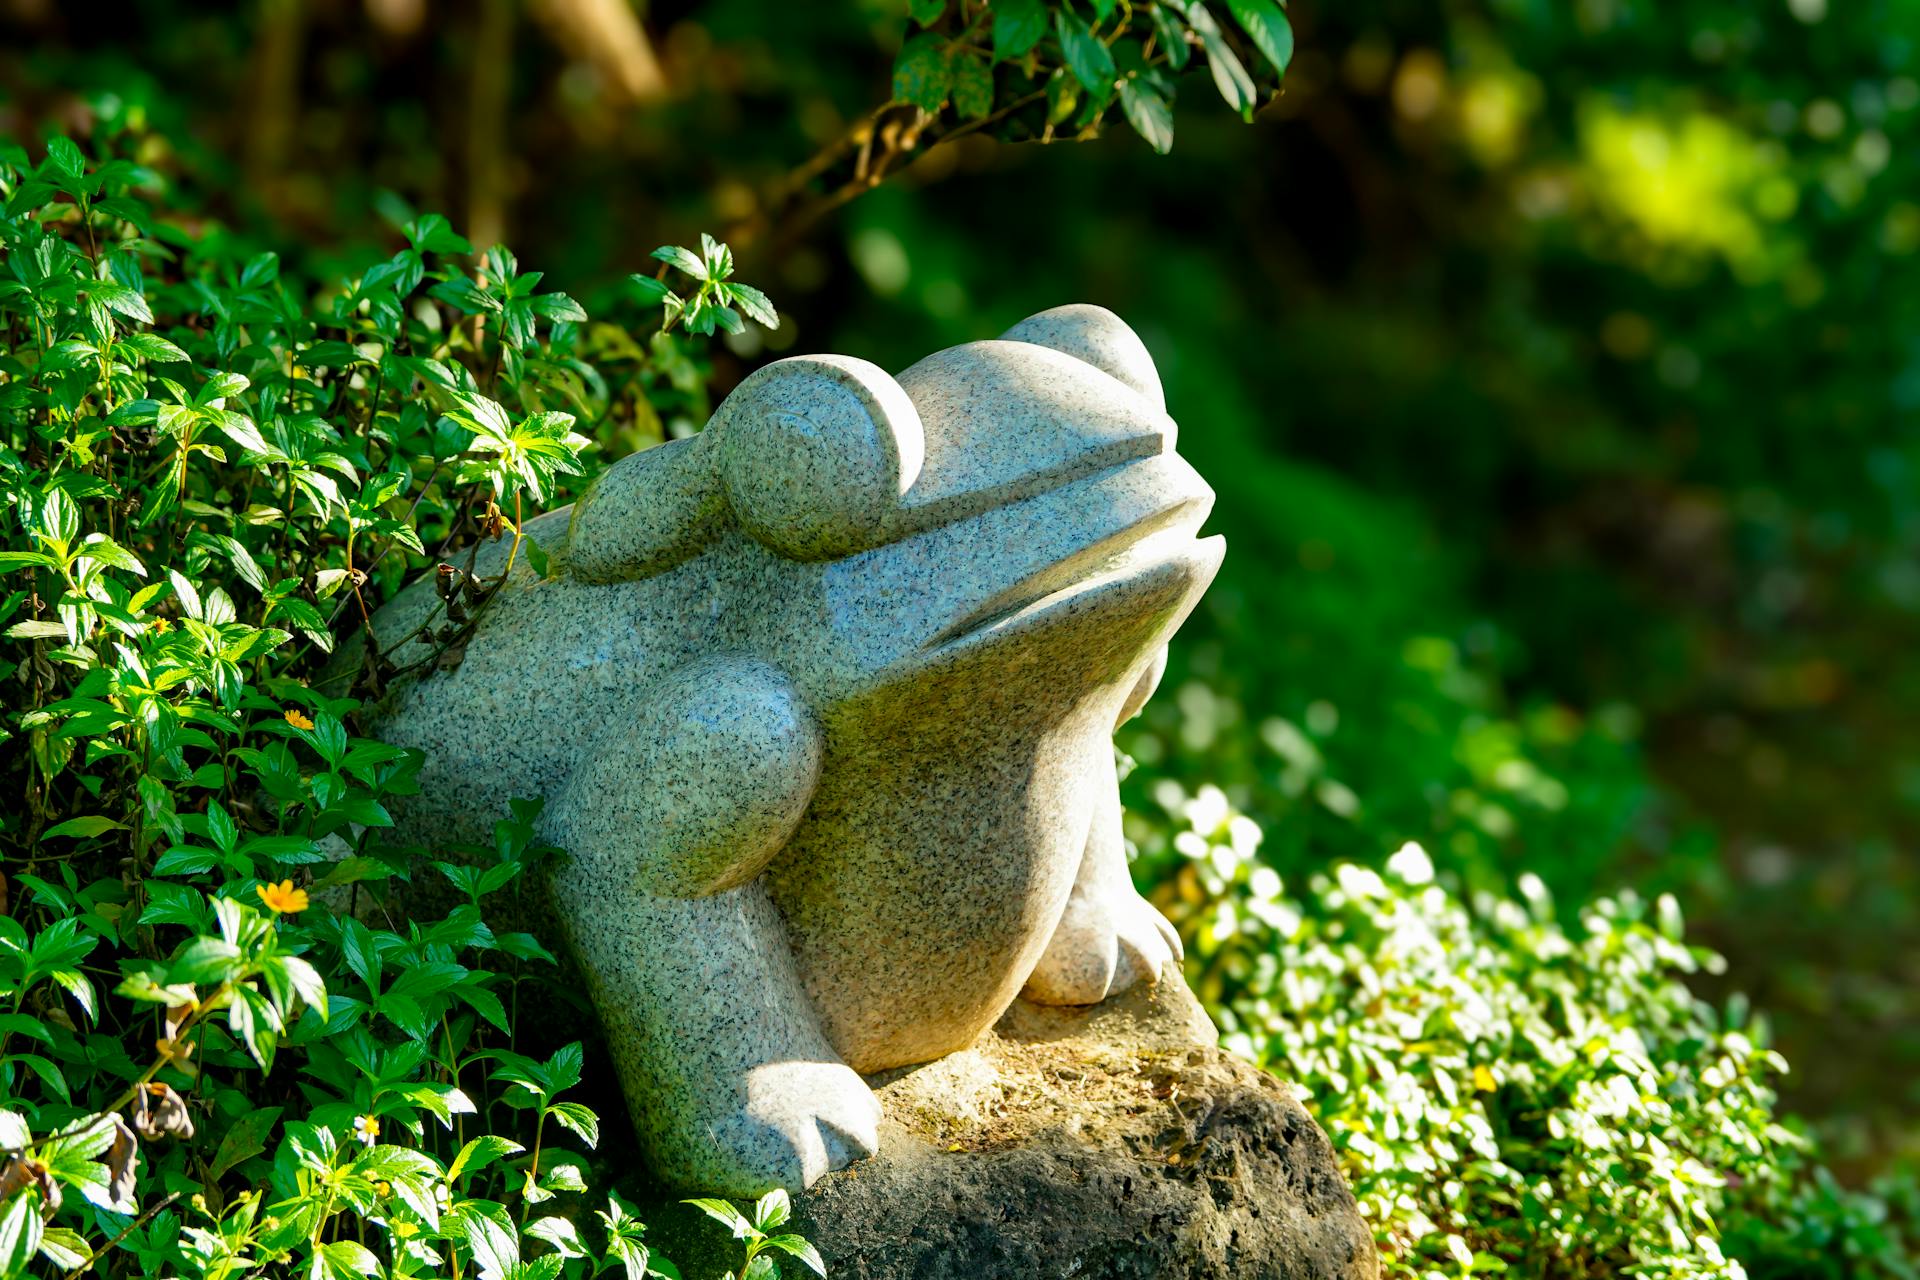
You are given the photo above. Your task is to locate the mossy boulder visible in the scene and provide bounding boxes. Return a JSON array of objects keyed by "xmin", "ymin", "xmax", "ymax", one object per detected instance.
[{"xmin": 633, "ymin": 967, "xmax": 1377, "ymax": 1279}]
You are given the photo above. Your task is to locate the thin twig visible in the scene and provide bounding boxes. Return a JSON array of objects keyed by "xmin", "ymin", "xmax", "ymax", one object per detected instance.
[{"xmin": 79, "ymin": 1191, "xmax": 184, "ymax": 1273}]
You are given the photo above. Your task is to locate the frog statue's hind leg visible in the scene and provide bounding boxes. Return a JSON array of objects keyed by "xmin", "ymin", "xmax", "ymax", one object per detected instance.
[
  {"xmin": 1023, "ymin": 649, "xmax": 1186, "ymax": 1007},
  {"xmin": 541, "ymin": 654, "xmax": 880, "ymax": 1196}
]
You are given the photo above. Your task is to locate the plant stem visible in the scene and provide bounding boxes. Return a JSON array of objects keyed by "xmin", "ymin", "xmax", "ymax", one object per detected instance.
[
  {"xmin": 105, "ymin": 980, "xmax": 230, "ymax": 1113},
  {"xmin": 518, "ymin": 1111, "xmax": 546, "ymax": 1226},
  {"xmin": 75, "ymin": 1191, "xmax": 182, "ymax": 1274},
  {"xmin": 501, "ymin": 490, "xmax": 523, "ymax": 577}
]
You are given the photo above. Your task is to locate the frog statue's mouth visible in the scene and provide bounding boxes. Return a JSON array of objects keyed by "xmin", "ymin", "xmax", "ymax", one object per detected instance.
[
  {"xmin": 787, "ymin": 317, "xmax": 1224, "ymax": 690},
  {"xmin": 922, "ymin": 451, "xmax": 1225, "ymax": 663},
  {"xmin": 811, "ymin": 447, "xmax": 1222, "ymax": 707}
]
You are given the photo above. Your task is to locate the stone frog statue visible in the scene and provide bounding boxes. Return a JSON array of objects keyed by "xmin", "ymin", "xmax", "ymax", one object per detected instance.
[{"xmin": 360, "ymin": 304, "xmax": 1225, "ymax": 1195}]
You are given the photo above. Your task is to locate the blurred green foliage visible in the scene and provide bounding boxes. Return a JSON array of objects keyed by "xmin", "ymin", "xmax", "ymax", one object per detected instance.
[{"xmin": 2, "ymin": 0, "xmax": 1918, "ymax": 1269}]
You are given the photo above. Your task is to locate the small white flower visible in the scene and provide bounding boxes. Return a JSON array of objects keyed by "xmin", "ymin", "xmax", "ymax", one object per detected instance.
[{"xmin": 1386, "ymin": 841, "xmax": 1435, "ymax": 886}]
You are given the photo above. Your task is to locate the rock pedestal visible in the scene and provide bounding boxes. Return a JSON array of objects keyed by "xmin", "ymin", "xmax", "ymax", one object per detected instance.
[{"xmin": 639, "ymin": 968, "xmax": 1378, "ymax": 1280}]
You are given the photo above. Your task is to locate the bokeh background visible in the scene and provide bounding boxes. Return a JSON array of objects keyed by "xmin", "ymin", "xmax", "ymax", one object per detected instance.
[{"xmin": 6, "ymin": 0, "xmax": 1914, "ymax": 1187}]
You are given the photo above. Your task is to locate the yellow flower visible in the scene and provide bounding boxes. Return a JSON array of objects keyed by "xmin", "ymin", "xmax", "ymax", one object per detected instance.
[
  {"xmin": 1473, "ymin": 1065, "xmax": 1498, "ymax": 1093},
  {"xmin": 283, "ymin": 708, "xmax": 315, "ymax": 731},
  {"xmin": 256, "ymin": 879, "xmax": 309, "ymax": 915},
  {"xmin": 352, "ymin": 1115, "xmax": 380, "ymax": 1145},
  {"xmin": 147, "ymin": 617, "xmax": 173, "ymax": 634}
]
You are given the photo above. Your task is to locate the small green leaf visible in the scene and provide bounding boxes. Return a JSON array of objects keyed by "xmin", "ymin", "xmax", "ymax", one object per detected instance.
[
  {"xmin": 432, "ymin": 274, "xmax": 499, "ymax": 314},
  {"xmin": 729, "ymin": 283, "xmax": 778, "ymax": 329},
  {"xmin": 1046, "ymin": 68, "xmax": 1082, "ymax": 126},
  {"xmin": 650, "ymin": 245, "xmax": 707, "ymax": 277},
  {"xmin": 44, "ymin": 137, "xmax": 85, "ymax": 177},
  {"xmin": 448, "ymin": 1134, "xmax": 525, "ymax": 1184},
  {"xmin": 172, "ymin": 937, "xmax": 244, "ymax": 985},
  {"xmin": 406, "ymin": 213, "xmax": 473, "ymax": 254},
  {"xmin": 539, "ymin": 1160, "xmax": 587, "ymax": 1193},
  {"xmin": 630, "ymin": 273, "xmax": 673, "ymax": 305},
  {"xmin": 682, "ymin": 1197, "xmax": 752, "ymax": 1238},
  {"xmin": 39, "ymin": 340, "xmax": 97, "ymax": 374},
  {"xmin": 528, "ymin": 1216, "xmax": 586, "ymax": 1258},
  {"xmin": 528, "ymin": 291, "xmax": 588, "ymax": 323},
  {"xmin": 753, "ymin": 1188, "xmax": 791, "ymax": 1231},
  {"xmin": 37, "ymin": 1226, "xmax": 90, "ymax": 1270},
  {"xmin": 240, "ymin": 252, "xmax": 280, "ymax": 288},
  {"xmin": 1152, "ymin": 5, "xmax": 1192, "ymax": 70},
  {"xmin": 1056, "ymin": 11, "xmax": 1116, "ymax": 97},
  {"xmin": 764, "ymin": 1234, "xmax": 827, "ymax": 1278},
  {"xmin": 11, "ymin": 1055, "xmax": 68, "ymax": 1103},
  {"xmin": 893, "ymin": 33, "xmax": 955, "ymax": 113},
  {"xmin": 548, "ymin": 1101, "xmax": 600, "ymax": 1149},
  {"xmin": 151, "ymin": 845, "xmax": 221, "ymax": 876},
  {"xmin": 39, "ymin": 486, "xmax": 78, "ymax": 546},
  {"xmin": 1224, "ymin": 0, "xmax": 1294, "ymax": 75},
  {"xmin": 1118, "ymin": 79, "xmax": 1175, "ymax": 154},
  {"xmin": 42, "ymin": 815, "xmax": 126, "ymax": 839},
  {"xmin": 77, "ymin": 534, "xmax": 146, "ymax": 576},
  {"xmin": 317, "ymin": 1240, "xmax": 382, "ymax": 1280},
  {"xmin": 952, "ymin": 53, "xmax": 995, "ymax": 120},
  {"xmin": 0, "ymin": 1192, "xmax": 43, "ymax": 1274},
  {"xmin": 201, "ymin": 370, "xmax": 250, "ymax": 403},
  {"xmin": 1187, "ymin": 3, "xmax": 1259, "ymax": 117},
  {"xmin": 208, "ymin": 1106, "xmax": 283, "ymax": 1181},
  {"xmin": 120, "ymin": 332, "xmax": 191, "ymax": 363},
  {"xmin": 90, "ymin": 281, "xmax": 153, "ymax": 324},
  {"xmin": 992, "ymin": 0, "xmax": 1048, "ymax": 58}
]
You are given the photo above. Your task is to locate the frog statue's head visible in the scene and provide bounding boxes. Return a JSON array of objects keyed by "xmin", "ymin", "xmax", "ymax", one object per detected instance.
[{"xmin": 564, "ymin": 303, "xmax": 1223, "ymax": 732}]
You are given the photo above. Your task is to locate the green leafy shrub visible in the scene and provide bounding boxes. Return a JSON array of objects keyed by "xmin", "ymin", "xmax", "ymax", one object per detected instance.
[
  {"xmin": 1130, "ymin": 781, "xmax": 1917, "ymax": 1278},
  {"xmin": 0, "ymin": 119, "xmax": 812, "ymax": 1278}
]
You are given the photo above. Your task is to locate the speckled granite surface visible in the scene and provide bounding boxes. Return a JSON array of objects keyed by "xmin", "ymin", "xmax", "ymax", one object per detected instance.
[{"xmin": 363, "ymin": 305, "xmax": 1227, "ymax": 1195}]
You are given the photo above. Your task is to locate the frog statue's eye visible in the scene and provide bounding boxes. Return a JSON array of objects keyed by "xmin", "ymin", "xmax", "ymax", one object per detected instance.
[
  {"xmin": 711, "ymin": 355, "xmax": 926, "ymax": 561},
  {"xmin": 1000, "ymin": 303, "xmax": 1166, "ymax": 411}
]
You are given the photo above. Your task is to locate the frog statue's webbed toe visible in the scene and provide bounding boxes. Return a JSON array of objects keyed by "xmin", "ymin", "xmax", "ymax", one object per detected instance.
[
  {"xmin": 685, "ymin": 1059, "xmax": 882, "ymax": 1196},
  {"xmin": 1023, "ymin": 863, "xmax": 1185, "ymax": 1007}
]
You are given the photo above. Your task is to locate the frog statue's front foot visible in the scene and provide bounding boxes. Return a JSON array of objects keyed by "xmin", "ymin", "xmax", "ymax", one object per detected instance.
[
  {"xmin": 1024, "ymin": 873, "xmax": 1185, "ymax": 1008},
  {"xmin": 672, "ymin": 1059, "xmax": 882, "ymax": 1195}
]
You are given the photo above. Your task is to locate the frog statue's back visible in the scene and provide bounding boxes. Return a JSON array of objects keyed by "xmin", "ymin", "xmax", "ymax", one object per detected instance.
[{"xmin": 360, "ymin": 305, "xmax": 1225, "ymax": 1196}]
